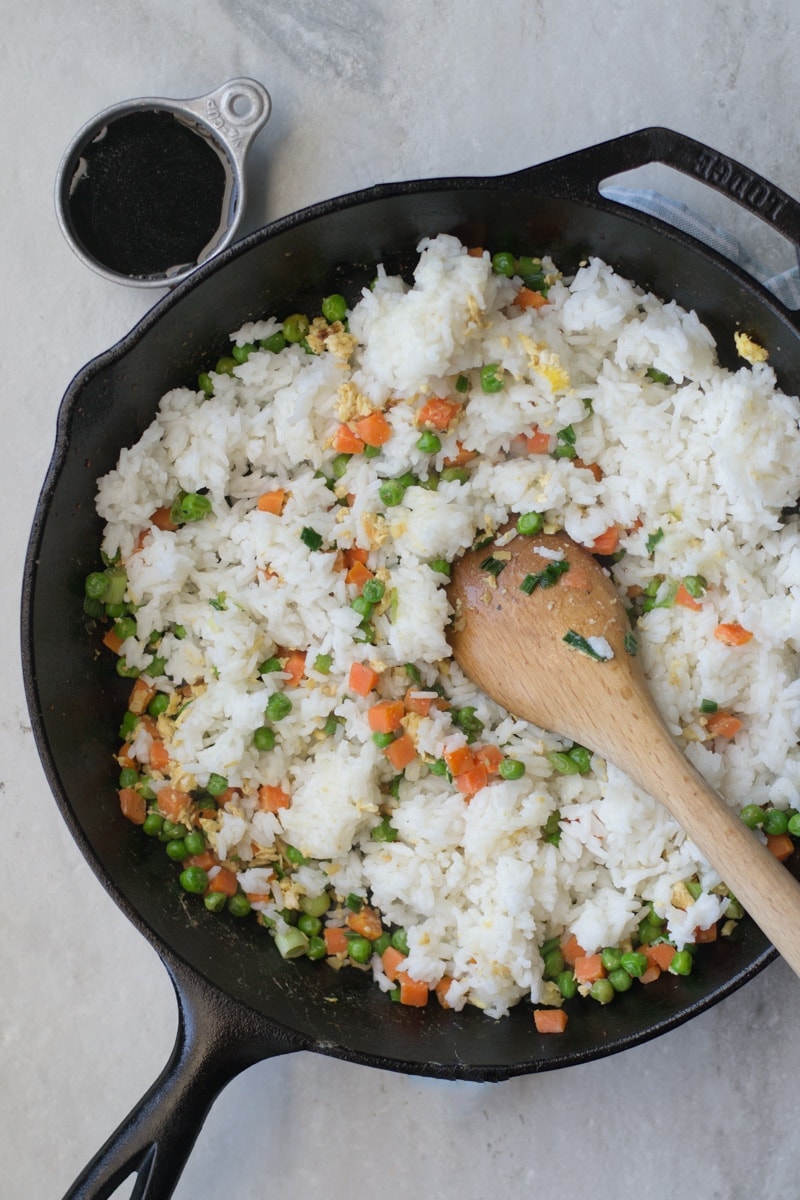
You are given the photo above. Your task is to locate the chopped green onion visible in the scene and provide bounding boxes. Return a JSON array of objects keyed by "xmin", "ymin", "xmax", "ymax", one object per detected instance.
[
  {"xmin": 455, "ymin": 374, "xmax": 469, "ymax": 393},
  {"xmin": 300, "ymin": 526, "xmax": 323, "ymax": 550},
  {"xmin": 479, "ymin": 555, "xmax": 506, "ymax": 578},
  {"xmin": 700, "ymin": 698, "xmax": 719, "ymax": 713},
  {"xmin": 562, "ymin": 629, "xmax": 611, "ymax": 660},
  {"xmin": 646, "ymin": 528, "xmax": 665, "ymax": 555},
  {"xmin": 646, "ymin": 367, "xmax": 673, "ymax": 384},
  {"xmin": 516, "ymin": 512, "xmax": 544, "ymax": 536},
  {"xmin": 519, "ymin": 560, "xmax": 570, "ymax": 593},
  {"xmin": 624, "ymin": 631, "xmax": 638, "ymax": 656}
]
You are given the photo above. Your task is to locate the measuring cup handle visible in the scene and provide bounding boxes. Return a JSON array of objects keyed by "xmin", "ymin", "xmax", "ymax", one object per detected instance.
[{"xmin": 181, "ymin": 78, "xmax": 272, "ymax": 169}]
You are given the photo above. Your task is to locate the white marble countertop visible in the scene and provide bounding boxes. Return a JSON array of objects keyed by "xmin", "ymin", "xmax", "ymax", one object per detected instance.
[{"xmin": 5, "ymin": 3, "xmax": 800, "ymax": 1197}]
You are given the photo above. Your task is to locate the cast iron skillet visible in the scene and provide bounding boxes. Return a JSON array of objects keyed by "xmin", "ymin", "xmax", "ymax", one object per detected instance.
[{"xmin": 22, "ymin": 127, "xmax": 800, "ymax": 1199}]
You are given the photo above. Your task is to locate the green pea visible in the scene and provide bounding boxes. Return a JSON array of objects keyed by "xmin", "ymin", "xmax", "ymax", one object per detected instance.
[
  {"xmin": 297, "ymin": 913, "xmax": 322, "ymax": 937},
  {"xmin": 363, "ymin": 443, "xmax": 381, "ymax": 459},
  {"xmin": 314, "ymin": 653, "xmax": 333, "ymax": 674},
  {"xmin": 669, "ymin": 949, "xmax": 693, "ymax": 976},
  {"xmin": 142, "ymin": 812, "xmax": 164, "ymax": 837},
  {"xmin": 428, "ymin": 559, "xmax": 451, "ymax": 576},
  {"xmin": 259, "ymin": 656, "xmax": 282, "ymax": 675},
  {"xmin": 228, "ymin": 893, "xmax": 252, "ymax": 918},
  {"xmin": 620, "ymin": 951, "xmax": 648, "ymax": 978},
  {"xmin": 372, "ymin": 932, "xmax": 391, "ymax": 957},
  {"xmin": 204, "ymin": 891, "xmax": 228, "ymax": 912},
  {"xmin": 198, "ymin": 372, "xmax": 214, "ymax": 396},
  {"xmin": 740, "ymin": 804, "xmax": 765, "ymax": 829},
  {"xmin": 322, "ymin": 714, "xmax": 341, "ymax": 736},
  {"xmin": 568, "ymin": 745, "xmax": 592, "ymax": 774},
  {"xmin": 608, "ymin": 967, "xmax": 633, "ymax": 993},
  {"xmin": 118, "ymin": 766, "xmax": 139, "ymax": 789},
  {"xmin": 416, "ymin": 431, "xmax": 442, "ymax": 454},
  {"xmin": 332, "ymin": 452, "xmax": 351, "ymax": 479},
  {"xmin": 499, "ymin": 758, "xmax": 525, "ymax": 780},
  {"xmin": 206, "ymin": 773, "xmax": 229, "ymax": 797},
  {"xmin": 601, "ymin": 946, "xmax": 623, "ymax": 972},
  {"xmin": 114, "ymin": 616, "xmax": 137, "ymax": 641},
  {"xmin": 480, "ymin": 363, "xmax": 505, "ymax": 393},
  {"xmin": 516, "ymin": 511, "xmax": 544, "ymax": 536},
  {"xmin": 184, "ymin": 831, "xmax": 205, "ymax": 857},
  {"xmin": 215, "ymin": 356, "xmax": 237, "ymax": 375},
  {"xmin": 453, "ymin": 706, "xmax": 484, "ymax": 741},
  {"xmin": 179, "ymin": 866, "xmax": 209, "ymax": 894},
  {"xmin": 282, "ymin": 313, "xmax": 310, "ymax": 343},
  {"xmin": 253, "ymin": 726, "xmax": 276, "ymax": 751},
  {"xmin": 391, "ymin": 927, "xmax": 409, "ymax": 955},
  {"xmin": 321, "ymin": 293, "xmax": 348, "ymax": 323},
  {"xmin": 307, "ymin": 935, "xmax": 327, "ymax": 960},
  {"xmin": 119, "ymin": 711, "xmax": 139, "ymax": 741},
  {"xmin": 175, "ymin": 492, "xmax": 212, "ymax": 523},
  {"xmin": 147, "ymin": 693, "xmax": 170, "ymax": 719},
  {"xmin": 232, "ymin": 342, "xmax": 256, "ymax": 363},
  {"xmin": 361, "ymin": 578, "xmax": 385, "ymax": 604},
  {"xmin": 590, "ymin": 978, "xmax": 615, "ymax": 1005},
  {"xmin": 439, "ymin": 466, "xmax": 469, "ymax": 484},
  {"xmin": 351, "ymin": 594, "xmax": 375, "ymax": 619},
  {"xmin": 372, "ymin": 731, "xmax": 395, "ymax": 748},
  {"xmin": 788, "ymin": 813, "xmax": 800, "ymax": 837},
  {"xmin": 371, "ymin": 816, "xmax": 398, "ymax": 842},
  {"xmin": 429, "ymin": 758, "xmax": 449, "ymax": 776},
  {"xmin": 379, "ymin": 480, "xmax": 407, "ymax": 507},
  {"xmin": 85, "ymin": 571, "xmax": 110, "ymax": 600},
  {"xmin": 260, "ymin": 331, "xmax": 287, "ymax": 354},
  {"xmin": 491, "ymin": 251, "xmax": 517, "ymax": 277},
  {"xmin": 265, "ymin": 693, "xmax": 292, "ymax": 721},
  {"xmin": 762, "ymin": 808, "xmax": 789, "ymax": 836},
  {"xmin": 348, "ymin": 936, "xmax": 373, "ymax": 964},
  {"xmin": 556, "ymin": 970, "xmax": 577, "ymax": 1000},
  {"xmin": 161, "ymin": 819, "xmax": 185, "ymax": 839},
  {"xmin": 543, "ymin": 949, "xmax": 565, "ymax": 979},
  {"xmin": 166, "ymin": 838, "xmax": 188, "ymax": 861}
]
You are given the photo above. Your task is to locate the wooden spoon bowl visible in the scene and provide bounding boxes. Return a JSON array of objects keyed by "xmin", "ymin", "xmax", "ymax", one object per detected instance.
[{"xmin": 448, "ymin": 526, "xmax": 800, "ymax": 977}]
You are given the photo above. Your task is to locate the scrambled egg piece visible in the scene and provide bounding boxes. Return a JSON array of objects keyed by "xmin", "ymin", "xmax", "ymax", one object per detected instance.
[
  {"xmin": 306, "ymin": 317, "xmax": 357, "ymax": 362},
  {"xmin": 362, "ymin": 512, "xmax": 390, "ymax": 549},
  {"xmin": 734, "ymin": 331, "xmax": 768, "ymax": 364},
  {"xmin": 518, "ymin": 334, "xmax": 570, "ymax": 392},
  {"xmin": 336, "ymin": 380, "xmax": 374, "ymax": 421}
]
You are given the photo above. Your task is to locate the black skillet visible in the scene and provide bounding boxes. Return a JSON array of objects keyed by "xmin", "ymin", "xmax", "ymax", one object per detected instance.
[{"xmin": 21, "ymin": 127, "xmax": 800, "ymax": 1199}]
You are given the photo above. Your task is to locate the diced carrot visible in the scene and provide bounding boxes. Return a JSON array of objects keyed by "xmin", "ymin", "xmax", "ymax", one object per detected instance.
[
  {"xmin": 367, "ymin": 699, "xmax": 406, "ymax": 734},
  {"xmin": 639, "ymin": 964, "xmax": 662, "ymax": 985},
  {"xmin": 560, "ymin": 933, "xmax": 586, "ymax": 966},
  {"xmin": 444, "ymin": 744, "xmax": 476, "ymax": 776},
  {"xmin": 257, "ymin": 784, "xmax": 291, "ymax": 812},
  {"xmin": 138, "ymin": 714, "xmax": 159, "ymax": 739},
  {"xmin": 215, "ymin": 787, "xmax": 242, "ymax": 807},
  {"xmin": 455, "ymin": 763, "xmax": 489, "ymax": 796},
  {"xmin": 207, "ymin": 866, "xmax": 238, "ymax": 896},
  {"xmin": 349, "ymin": 661, "xmax": 380, "ymax": 696},
  {"xmin": 183, "ymin": 851, "xmax": 217, "ymax": 872},
  {"xmin": 384, "ymin": 733, "xmax": 417, "ymax": 771},
  {"xmin": 766, "ymin": 833, "xmax": 795, "ymax": 861},
  {"xmin": 591, "ymin": 524, "xmax": 620, "ymax": 556},
  {"xmin": 257, "ymin": 488, "xmax": 287, "ymax": 515},
  {"xmin": 643, "ymin": 942, "xmax": 676, "ymax": 971},
  {"xmin": 533, "ymin": 1008, "xmax": 569, "ymax": 1034},
  {"xmin": 332, "ymin": 424, "xmax": 365, "ymax": 454},
  {"xmin": 246, "ymin": 893, "xmax": 273, "ymax": 904},
  {"xmin": 149, "ymin": 739, "xmax": 171, "ymax": 772},
  {"xmin": 150, "ymin": 505, "xmax": 178, "ymax": 532},
  {"xmin": 574, "ymin": 953, "xmax": 606, "ymax": 984},
  {"xmin": 157, "ymin": 786, "xmax": 192, "ymax": 821},
  {"xmin": 283, "ymin": 650, "xmax": 306, "ymax": 686},
  {"xmin": 381, "ymin": 945, "xmax": 406, "ymax": 982},
  {"xmin": 354, "ymin": 411, "xmax": 392, "ymax": 447},
  {"xmin": 116, "ymin": 743, "xmax": 137, "ymax": 771},
  {"xmin": 324, "ymin": 926, "xmax": 350, "ymax": 956},
  {"xmin": 573, "ymin": 458, "xmax": 603, "ymax": 482},
  {"xmin": 474, "ymin": 744, "xmax": 504, "ymax": 774},
  {"xmin": 346, "ymin": 905, "xmax": 384, "ymax": 941},
  {"xmin": 119, "ymin": 787, "xmax": 146, "ymax": 825},
  {"xmin": 416, "ymin": 397, "xmax": 460, "ymax": 431},
  {"xmin": 435, "ymin": 976, "xmax": 454, "ymax": 1009},
  {"xmin": 102, "ymin": 627, "xmax": 124, "ymax": 655},
  {"xmin": 525, "ymin": 427, "xmax": 552, "ymax": 455},
  {"xmin": 706, "ymin": 711, "xmax": 743, "ymax": 739},
  {"xmin": 404, "ymin": 687, "xmax": 434, "ymax": 717},
  {"xmin": 345, "ymin": 559, "xmax": 374, "ymax": 589},
  {"xmin": 397, "ymin": 971, "xmax": 429, "ymax": 1007},
  {"xmin": 467, "ymin": 247, "xmax": 484, "ymax": 258},
  {"xmin": 443, "ymin": 442, "xmax": 477, "ymax": 468},
  {"xmin": 515, "ymin": 286, "xmax": 549, "ymax": 310},
  {"xmin": 128, "ymin": 677, "xmax": 157, "ymax": 715},
  {"xmin": 693, "ymin": 923, "xmax": 718, "ymax": 943},
  {"xmin": 675, "ymin": 583, "xmax": 703, "ymax": 611},
  {"xmin": 344, "ymin": 545, "xmax": 370, "ymax": 566},
  {"xmin": 714, "ymin": 622, "xmax": 753, "ymax": 646}
]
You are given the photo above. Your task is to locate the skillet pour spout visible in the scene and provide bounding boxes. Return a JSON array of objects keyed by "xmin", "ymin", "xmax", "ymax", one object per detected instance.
[{"xmin": 23, "ymin": 127, "xmax": 800, "ymax": 1199}]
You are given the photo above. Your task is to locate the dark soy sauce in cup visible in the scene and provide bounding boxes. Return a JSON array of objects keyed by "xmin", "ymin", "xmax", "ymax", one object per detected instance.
[{"xmin": 66, "ymin": 110, "xmax": 229, "ymax": 279}]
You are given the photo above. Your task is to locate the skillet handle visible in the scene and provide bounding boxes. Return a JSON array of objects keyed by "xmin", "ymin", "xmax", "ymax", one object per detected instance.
[
  {"xmin": 61, "ymin": 957, "xmax": 299, "ymax": 1200},
  {"xmin": 509, "ymin": 127, "xmax": 800, "ymax": 290}
]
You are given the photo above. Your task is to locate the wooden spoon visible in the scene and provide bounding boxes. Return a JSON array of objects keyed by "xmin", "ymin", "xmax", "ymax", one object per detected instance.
[{"xmin": 448, "ymin": 526, "xmax": 800, "ymax": 977}]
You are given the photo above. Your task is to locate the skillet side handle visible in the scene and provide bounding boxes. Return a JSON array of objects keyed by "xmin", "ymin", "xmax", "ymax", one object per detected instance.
[
  {"xmin": 62, "ymin": 960, "xmax": 299, "ymax": 1200},
  {"xmin": 508, "ymin": 128, "xmax": 800, "ymax": 294}
]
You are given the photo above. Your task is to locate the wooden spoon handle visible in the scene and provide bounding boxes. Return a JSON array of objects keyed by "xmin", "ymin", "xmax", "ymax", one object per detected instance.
[{"xmin": 624, "ymin": 720, "xmax": 800, "ymax": 976}]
